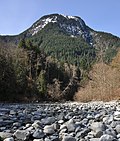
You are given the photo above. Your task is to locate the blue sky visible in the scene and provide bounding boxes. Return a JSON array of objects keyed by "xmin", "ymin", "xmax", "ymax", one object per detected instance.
[{"xmin": 0, "ymin": 0, "xmax": 120, "ymax": 37}]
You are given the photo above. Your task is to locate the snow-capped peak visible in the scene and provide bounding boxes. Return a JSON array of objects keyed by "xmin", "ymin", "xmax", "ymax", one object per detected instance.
[
  {"xmin": 28, "ymin": 14, "xmax": 92, "ymax": 44},
  {"xmin": 29, "ymin": 14, "xmax": 86, "ymax": 36}
]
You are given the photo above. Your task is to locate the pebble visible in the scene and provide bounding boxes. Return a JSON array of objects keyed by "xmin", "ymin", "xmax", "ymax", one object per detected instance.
[
  {"xmin": 3, "ymin": 137, "xmax": 14, "ymax": 141},
  {"xmin": 0, "ymin": 132, "xmax": 12, "ymax": 139},
  {"xmin": 62, "ymin": 135, "xmax": 76, "ymax": 141},
  {"xmin": 115, "ymin": 124, "xmax": 120, "ymax": 134},
  {"xmin": 90, "ymin": 122, "xmax": 106, "ymax": 133},
  {"xmin": 33, "ymin": 129, "xmax": 44, "ymax": 138},
  {"xmin": 13, "ymin": 129, "xmax": 30, "ymax": 140},
  {"xmin": 43, "ymin": 125, "xmax": 55, "ymax": 134},
  {"xmin": 99, "ymin": 134, "xmax": 115, "ymax": 141}
]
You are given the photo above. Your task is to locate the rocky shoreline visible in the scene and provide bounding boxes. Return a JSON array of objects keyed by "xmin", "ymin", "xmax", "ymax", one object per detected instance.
[{"xmin": 0, "ymin": 101, "xmax": 120, "ymax": 141}]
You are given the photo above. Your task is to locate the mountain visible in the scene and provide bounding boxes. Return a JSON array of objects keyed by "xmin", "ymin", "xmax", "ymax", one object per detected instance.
[
  {"xmin": 0, "ymin": 14, "xmax": 120, "ymax": 102},
  {"xmin": 26, "ymin": 14, "xmax": 120, "ymax": 67},
  {"xmin": 1, "ymin": 14, "xmax": 120, "ymax": 64},
  {"xmin": 27, "ymin": 14, "xmax": 93, "ymax": 44}
]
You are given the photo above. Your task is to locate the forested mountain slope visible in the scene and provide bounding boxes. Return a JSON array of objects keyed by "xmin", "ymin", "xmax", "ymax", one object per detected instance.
[{"xmin": 0, "ymin": 14, "xmax": 120, "ymax": 102}]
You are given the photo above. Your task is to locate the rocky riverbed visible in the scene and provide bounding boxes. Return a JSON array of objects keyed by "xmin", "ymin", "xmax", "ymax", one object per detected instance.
[{"xmin": 0, "ymin": 101, "xmax": 120, "ymax": 141}]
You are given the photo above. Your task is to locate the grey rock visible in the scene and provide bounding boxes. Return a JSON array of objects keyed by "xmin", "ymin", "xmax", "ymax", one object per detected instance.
[
  {"xmin": 57, "ymin": 113, "xmax": 65, "ymax": 120},
  {"xmin": 3, "ymin": 137, "xmax": 14, "ymax": 141},
  {"xmin": 103, "ymin": 116, "xmax": 113, "ymax": 124},
  {"xmin": 60, "ymin": 124, "xmax": 67, "ymax": 130},
  {"xmin": 95, "ymin": 113, "xmax": 102, "ymax": 119},
  {"xmin": 14, "ymin": 129, "xmax": 30, "ymax": 140},
  {"xmin": 76, "ymin": 131, "xmax": 84, "ymax": 138},
  {"xmin": 0, "ymin": 127, "xmax": 6, "ymax": 131},
  {"xmin": 62, "ymin": 135, "xmax": 76, "ymax": 141},
  {"xmin": 25, "ymin": 123, "xmax": 31, "ymax": 128},
  {"xmin": 10, "ymin": 110, "xmax": 16, "ymax": 115},
  {"xmin": 100, "ymin": 134, "xmax": 115, "ymax": 141},
  {"xmin": 79, "ymin": 139, "xmax": 86, "ymax": 141},
  {"xmin": 49, "ymin": 135, "xmax": 59, "ymax": 141},
  {"xmin": 52, "ymin": 123, "xmax": 60, "ymax": 130},
  {"xmin": 110, "ymin": 121, "xmax": 118, "ymax": 128},
  {"xmin": 42, "ymin": 117, "xmax": 55, "ymax": 125},
  {"xmin": 26, "ymin": 126, "xmax": 34, "ymax": 133},
  {"xmin": 33, "ymin": 139, "xmax": 44, "ymax": 141},
  {"xmin": 87, "ymin": 131, "xmax": 94, "ymax": 138},
  {"xmin": 115, "ymin": 125, "xmax": 120, "ymax": 134},
  {"xmin": 44, "ymin": 138, "xmax": 51, "ymax": 141},
  {"xmin": 13, "ymin": 122, "xmax": 21, "ymax": 127},
  {"xmin": 0, "ymin": 132, "xmax": 12, "ymax": 139},
  {"xmin": 44, "ymin": 125, "xmax": 55, "ymax": 134},
  {"xmin": 82, "ymin": 118, "xmax": 88, "ymax": 125},
  {"xmin": 66, "ymin": 122, "xmax": 76, "ymax": 132},
  {"xmin": 114, "ymin": 111, "xmax": 120, "ymax": 121},
  {"xmin": 65, "ymin": 113, "xmax": 73, "ymax": 120},
  {"xmin": 58, "ymin": 120, "xmax": 64, "ymax": 124},
  {"xmin": 107, "ymin": 116, "xmax": 114, "ymax": 124},
  {"xmin": 76, "ymin": 128, "xmax": 90, "ymax": 138},
  {"xmin": 89, "ymin": 138, "xmax": 100, "ymax": 141},
  {"xmin": 95, "ymin": 130, "xmax": 103, "ymax": 138},
  {"xmin": 117, "ymin": 133, "xmax": 120, "ymax": 138},
  {"xmin": 105, "ymin": 128, "xmax": 116, "ymax": 137},
  {"xmin": 32, "ymin": 120, "xmax": 42, "ymax": 129},
  {"xmin": 59, "ymin": 128, "xmax": 67, "ymax": 135},
  {"xmin": 0, "ymin": 121, "xmax": 13, "ymax": 127},
  {"xmin": 33, "ymin": 129, "xmax": 44, "ymax": 138},
  {"xmin": 90, "ymin": 122, "xmax": 106, "ymax": 132},
  {"xmin": 75, "ymin": 126, "xmax": 81, "ymax": 133}
]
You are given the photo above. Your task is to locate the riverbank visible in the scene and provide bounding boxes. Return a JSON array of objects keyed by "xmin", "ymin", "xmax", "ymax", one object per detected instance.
[{"xmin": 0, "ymin": 101, "xmax": 120, "ymax": 141}]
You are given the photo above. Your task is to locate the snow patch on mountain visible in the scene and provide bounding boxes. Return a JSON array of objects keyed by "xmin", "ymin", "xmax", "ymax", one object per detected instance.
[
  {"xmin": 30, "ymin": 17, "xmax": 58, "ymax": 35},
  {"xmin": 61, "ymin": 14, "xmax": 79, "ymax": 21}
]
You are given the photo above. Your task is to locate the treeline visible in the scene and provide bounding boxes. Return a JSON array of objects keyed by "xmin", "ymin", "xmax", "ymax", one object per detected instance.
[
  {"xmin": 0, "ymin": 39, "xmax": 80, "ymax": 102},
  {"xmin": 92, "ymin": 31, "xmax": 120, "ymax": 63}
]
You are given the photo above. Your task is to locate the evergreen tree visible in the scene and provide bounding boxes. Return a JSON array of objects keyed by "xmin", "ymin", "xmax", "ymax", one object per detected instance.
[
  {"xmin": 0, "ymin": 49, "xmax": 16, "ymax": 101},
  {"xmin": 26, "ymin": 39, "xmax": 33, "ymax": 50},
  {"xmin": 18, "ymin": 39, "xmax": 26, "ymax": 49},
  {"xmin": 37, "ymin": 70, "xmax": 47, "ymax": 98}
]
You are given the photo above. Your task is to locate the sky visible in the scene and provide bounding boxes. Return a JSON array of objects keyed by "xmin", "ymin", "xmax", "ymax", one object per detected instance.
[{"xmin": 0, "ymin": 0, "xmax": 120, "ymax": 37}]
